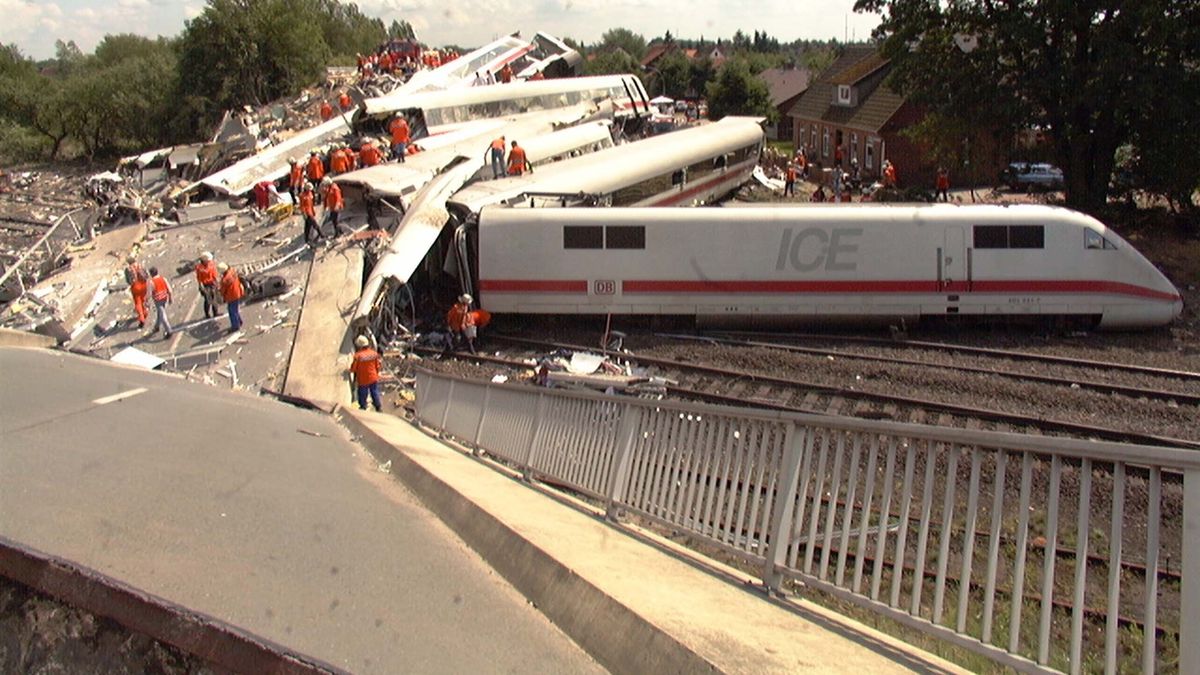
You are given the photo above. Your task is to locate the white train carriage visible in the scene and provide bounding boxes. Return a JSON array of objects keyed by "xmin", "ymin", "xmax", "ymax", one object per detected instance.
[
  {"xmin": 363, "ymin": 74, "xmax": 652, "ymax": 137},
  {"xmin": 475, "ymin": 204, "xmax": 1182, "ymax": 329},
  {"xmin": 447, "ymin": 116, "xmax": 765, "ymax": 220}
]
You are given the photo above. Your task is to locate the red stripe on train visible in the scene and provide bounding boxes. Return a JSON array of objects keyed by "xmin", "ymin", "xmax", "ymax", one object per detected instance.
[{"xmin": 478, "ymin": 279, "xmax": 1180, "ymax": 303}]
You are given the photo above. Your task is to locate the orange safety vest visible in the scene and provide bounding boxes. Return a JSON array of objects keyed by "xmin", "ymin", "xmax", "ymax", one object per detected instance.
[
  {"xmin": 506, "ymin": 146, "xmax": 528, "ymax": 175},
  {"xmin": 360, "ymin": 143, "xmax": 381, "ymax": 167},
  {"xmin": 220, "ymin": 268, "xmax": 244, "ymax": 303},
  {"xmin": 307, "ymin": 155, "xmax": 325, "ymax": 181},
  {"xmin": 786, "ymin": 166, "xmax": 797, "ymax": 181},
  {"xmin": 300, "ymin": 190, "xmax": 316, "ymax": 217},
  {"xmin": 319, "ymin": 102, "xmax": 333, "ymax": 121},
  {"xmin": 330, "ymin": 149, "xmax": 346, "ymax": 174},
  {"xmin": 289, "ymin": 163, "xmax": 304, "ymax": 187},
  {"xmin": 151, "ymin": 276, "xmax": 170, "ymax": 302},
  {"xmin": 325, "ymin": 183, "xmax": 344, "ymax": 211},
  {"xmin": 350, "ymin": 348, "xmax": 381, "ymax": 386},
  {"xmin": 195, "ymin": 260, "xmax": 218, "ymax": 286},
  {"xmin": 446, "ymin": 303, "xmax": 474, "ymax": 332},
  {"xmin": 338, "ymin": 93, "xmax": 352, "ymax": 110},
  {"xmin": 936, "ymin": 171, "xmax": 949, "ymax": 190},
  {"xmin": 490, "ymin": 137, "xmax": 505, "ymax": 152},
  {"xmin": 390, "ymin": 117, "xmax": 410, "ymax": 144}
]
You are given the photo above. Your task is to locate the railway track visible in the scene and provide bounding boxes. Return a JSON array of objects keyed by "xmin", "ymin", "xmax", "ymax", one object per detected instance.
[
  {"xmin": 656, "ymin": 332, "xmax": 1200, "ymax": 407},
  {"xmin": 477, "ymin": 335, "xmax": 1200, "ymax": 450}
]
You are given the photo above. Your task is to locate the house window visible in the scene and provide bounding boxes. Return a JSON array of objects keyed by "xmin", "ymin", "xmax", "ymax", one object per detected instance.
[
  {"xmin": 851, "ymin": 133, "xmax": 859, "ymax": 164},
  {"xmin": 865, "ymin": 141, "xmax": 875, "ymax": 170},
  {"xmin": 810, "ymin": 126, "xmax": 817, "ymax": 153},
  {"xmin": 837, "ymin": 85, "xmax": 851, "ymax": 105},
  {"xmin": 822, "ymin": 127, "xmax": 830, "ymax": 157}
]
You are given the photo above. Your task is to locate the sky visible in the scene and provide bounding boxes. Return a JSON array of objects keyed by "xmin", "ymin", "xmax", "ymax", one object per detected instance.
[{"xmin": 1, "ymin": 0, "xmax": 882, "ymax": 61}]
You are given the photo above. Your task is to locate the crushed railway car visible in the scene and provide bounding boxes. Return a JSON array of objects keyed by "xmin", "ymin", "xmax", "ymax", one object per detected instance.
[{"xmin": 472, "ymin": 204, "xmax": 1182, "ymax": 329}]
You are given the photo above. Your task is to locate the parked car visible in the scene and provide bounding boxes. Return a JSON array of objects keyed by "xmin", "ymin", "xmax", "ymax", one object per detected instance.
[{"xmin": 1001, "ymin": 162, "xmax": 1065, "ymax": 191}]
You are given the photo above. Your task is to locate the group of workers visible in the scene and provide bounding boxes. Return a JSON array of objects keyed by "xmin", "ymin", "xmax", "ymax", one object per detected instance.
[
  {"xmin": 123, "ymin": 251, "xmax": 245, "ymax": 340},
  {"xmin": 483, "ymin": 136, "xmax": 532, "ymax": 179}
]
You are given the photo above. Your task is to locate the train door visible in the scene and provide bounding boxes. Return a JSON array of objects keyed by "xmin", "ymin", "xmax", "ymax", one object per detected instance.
[{"xmin": 941, "ymin": 226, "xmax": 966, "ymax": 291}]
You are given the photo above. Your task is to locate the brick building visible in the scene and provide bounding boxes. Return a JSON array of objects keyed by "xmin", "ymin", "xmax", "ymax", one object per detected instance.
[{"xmin": 788, "ymin": 47, "xmax": 929, "ymax": 185}]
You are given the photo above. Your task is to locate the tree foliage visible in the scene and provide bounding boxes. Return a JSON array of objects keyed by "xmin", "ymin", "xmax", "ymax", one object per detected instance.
[
  {"xmin": 856, "ymin": 0, "xmax": 1200, "ymax": 212},
  {"xmin": 705, "ymin": 58, "xmax": 775, "ymax": 123},
  {"xmin": 599, "ymin": 28, "xmax": 647, "ymax": 61},
  {"xmin": 584, "ymin": 49, "xmax": 641, "ymax": 77}
]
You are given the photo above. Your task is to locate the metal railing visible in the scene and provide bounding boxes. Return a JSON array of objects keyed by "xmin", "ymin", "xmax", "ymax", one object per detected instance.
[
  {"xmin": 0, "ymin": 207, "xmax": 90, "ymax": 298},
  {"xmin": 414, "ymin": 368, "xmax": 1199, "ymax": 674}
]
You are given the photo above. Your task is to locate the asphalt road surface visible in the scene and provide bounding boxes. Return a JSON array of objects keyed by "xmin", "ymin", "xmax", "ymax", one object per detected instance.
[{"xmin": 0, "ymin": 347, "xmax": 605, "ymax": 674}]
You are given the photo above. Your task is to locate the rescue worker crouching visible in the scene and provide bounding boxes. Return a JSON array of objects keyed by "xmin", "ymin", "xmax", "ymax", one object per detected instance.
[
  {"xmin": 349, "ymin": 335, "xmax": 383, "ymax": 412},
  {"xmin": 446, "ymin": 294, "xmax": 477, "ymax": 354}
]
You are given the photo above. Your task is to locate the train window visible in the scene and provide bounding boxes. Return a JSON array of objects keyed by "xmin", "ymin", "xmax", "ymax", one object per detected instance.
[
  {"xmin": 671, "ymin": 169, "xmax": 685, "ymax": 186},
  {"xmin": 1009, "ymin": 225, "xmax": 1044, "ymax": 249},
  {"xmin": 974, "ymin": 225, "xmax": 1008, "ymax": 249},
  {"xmin": 974, "ymin": 225, "xmax": 1045, "ymax": 249},
  {"xmin": 1085, "ymin": 230, "xmax": 1118, "ymax": 250},
  {"xmin": 563, "ymin": 225, "xmax": 603, "ymax": 249},
  {"xmin": 606, "ymin": 226, "xmax": 645, "ymax": 249},
  {"xmin": 714, "ymin": 154, "xmax": 728, "ymax": 170}
]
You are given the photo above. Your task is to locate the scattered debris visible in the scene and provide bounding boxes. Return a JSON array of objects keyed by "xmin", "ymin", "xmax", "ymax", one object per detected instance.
[{"xmin": 297, "ymin": 428, "xmax": 326, "ymax": 438}]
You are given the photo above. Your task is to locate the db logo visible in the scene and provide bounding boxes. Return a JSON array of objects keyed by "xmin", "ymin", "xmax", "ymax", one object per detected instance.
[{"xmin": 593, "ymin": 280, "xmax": 616, "ymax": 295}]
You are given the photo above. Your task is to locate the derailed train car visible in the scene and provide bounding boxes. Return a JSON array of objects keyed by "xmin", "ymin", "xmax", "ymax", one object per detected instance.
[{"xmin": 473, "ymin": 204, "xmax": 1182, "ymax": 329}]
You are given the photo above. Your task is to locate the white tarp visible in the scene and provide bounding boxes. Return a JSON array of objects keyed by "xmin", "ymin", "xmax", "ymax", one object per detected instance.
[{"xmin": 110, "ymin": 346, "xmax": 166, "ymax": 370}]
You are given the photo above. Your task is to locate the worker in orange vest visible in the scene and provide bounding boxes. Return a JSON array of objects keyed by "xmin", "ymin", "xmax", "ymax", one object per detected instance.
[
  {"xmin": 784, "ymin": 163, "xmax": 797, "ymax": 197},
  {"xmin": 389, "ymin": 115, "xmax": 410, "ymax": 162},
  {"xmin": 194, "ymin": 251, "xmax": 221, "ymax": 319},
  {"xmin": 321, "ymin": 177, "xmax": 347, "ymax": 236},
  {"xmin": 506, "ymin": 140, "xmax": 531, "ymax": 176},
  {"xmin": 935, "ymin": 167, "xmax": 950, "ymax": 202},
  {"xmin": 217, "ymin": 262, "xmax": 244, "ymax": 332},
  {"xmin": 124, "ymin": 254, "xmax": 149, "ymax": 328},
  {"xmin": 299, "ymin": 183, "xmax": 323, "ymax": 245},
  {"xmin": 499, "ymin": 62, "xmax": 514, "ymax": 83},
  {"xmin": 348, "ymin": 334, "xmax": 383, "ymax": 411},
  {"xmin": 359, "ymin": 141, "xmax": 382, "ymax": 167},
  {"xmin": 319, "ymin": 101, "xmax": 334, "ymax": 121},
  {"xmin": 446, "ymin": 293, "xmax": 477, "ymax": 353},
  {"xmin": 484, "ymin": 135, "xmax": 506, "ymax": 178},
  {"xmin": 287, "ymin": 157, "xmax": 304, "ymax": 205},
  {"xmin": 306, "ymin": 150, "xmax": 325, "ymax": 183},
  {"xmin": 329, "ymin": 147, "xmax": 347, "ymax": 174},
  {"xmin": 147, "ymin": 266, "xmax": 173, "ymax": 338},
  {"xmin": 338, "ymin": 91, "xmax": 352, "ymax": 111},
  {"xmin": 883, "ymin": 160, "xmax": 897, "ymax": 188}
]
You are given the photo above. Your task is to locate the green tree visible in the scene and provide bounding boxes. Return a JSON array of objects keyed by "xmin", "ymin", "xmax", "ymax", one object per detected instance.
[
  {"xmin": 655, "ymin": 49, "xmax": 691, "ymax": 98},
  {"xmin": 705, "ymin": 58, "xmax": 775, "ymax": 122},
  {"xmin": 0, "ymin": 46, "xmax": 71, "ymax": 158},
  {"xmin": 598, "ymin": 28, "xmax": 647, "ymax": 61},
  {"xmin": 688, "ymin": 57, "xmax": 715, "ymax": 100},
  {"xmin": 584, "ymin": 49, "xmax": 641, "ymax": 77},
  {"xmin": 389, "ymin": 20, "xmax": 416, "ymax": 40},
  {"xmin": 855, "ymin": 0, "xmax": 1200, "ymax": 212}
]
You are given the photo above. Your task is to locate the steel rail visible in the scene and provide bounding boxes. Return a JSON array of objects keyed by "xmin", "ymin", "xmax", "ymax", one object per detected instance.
[
  {"xmin": 656, "ymin": 332, "xmax": 1200, "ymax": 406},
  {"xmin": 704, "ymin": 330, "xmax": 1200, "ymax": 382},
  {"xmin": 483, "ymin": 335, "xmax": 1200, "ymax": 450}
]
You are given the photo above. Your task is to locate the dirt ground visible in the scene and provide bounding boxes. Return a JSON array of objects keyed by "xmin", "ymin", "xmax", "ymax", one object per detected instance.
[{"xmin": 0, "ymin": 576, "xmax": 215, "ymax": 674}]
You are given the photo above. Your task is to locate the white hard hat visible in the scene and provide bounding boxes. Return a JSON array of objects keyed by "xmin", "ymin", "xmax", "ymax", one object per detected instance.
[
  {"xmin": 321, "ymin": 176, "xmax": 332, "ymax": 186},
  {"xmin": 288, "ymin": 157, "xmax": 297, "ymax": 164},
  {"xmin": 458, "ymin": 293, "xmax": 472, "ymax": 304},
  {"xmin": 217, "ymin": 262, "xmax": 229, "ymax": 272},
  {"xmin": 355, "ymin": 335, "xmax": 370, "ymax": 347},
  {"xmin": 200, "ymin": 251, "xmax": 213, "ymax": 261},
  {"xmin": 126, "ymin": 254, "xmax": 136, "ymax": 263}
]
